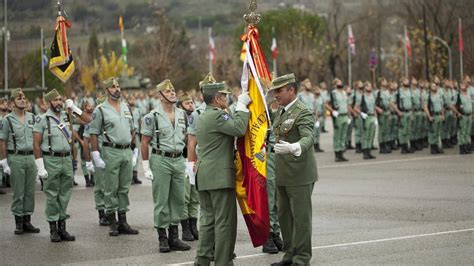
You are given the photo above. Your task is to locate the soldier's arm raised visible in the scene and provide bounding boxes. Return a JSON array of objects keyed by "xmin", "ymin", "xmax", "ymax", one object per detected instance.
[
  {"xmin": 218, "ymin": 111, "xmax": 250, "ymax": 137},
  {"xmin": 296, "ymin": 109, "xmax": 316, "ymax": 153}
]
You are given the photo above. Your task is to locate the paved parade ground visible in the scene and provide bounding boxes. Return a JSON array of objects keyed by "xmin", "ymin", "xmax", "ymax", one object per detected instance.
[{"xmin": 0, "ymin": 121, "xmax": 473, "ymax": 265}]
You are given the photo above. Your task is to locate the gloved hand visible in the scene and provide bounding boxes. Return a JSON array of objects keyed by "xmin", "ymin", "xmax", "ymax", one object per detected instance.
[
  {"xmin": 132, "ymin": 148, "xmax": 139, "ymax": 167},
  {"xmin": 332, "ymin": 110, "xmax": 339, "ymax": 118},
  {"xmin": 65, "ymin": 99, "xmax": 83, "ymax": 116},
  {"xmin": 86, "ymin": 161, "xmax": 95, "ymax": 174},
  {"xmin": 348, "ymin": 118, "xmax": 352, "ymax": 124},
  {"xmin": 72, "ymin": 159, "xmax": 78, "ymax": 171},
  {"xmin": 35, "ymin": 158, "xmax": 48, "ymax": 179},
  {"xmin": 274, "ymin": 140, "xmax": 302, "ymax": 156},
  {"xmin": 236, "ymin": 92, "xmax": 252, "ymax": 112},
  {"xmin": 360, "ymin": 112, "xmax": 368, "ymax": 119},
  {"xmin": 185, "ymin": 161, "xmax": 195, "ymax": 176},
  {"xmin": 374, "ymin": 120, "xmax": 379, "ymax": 127},
  {"xmin": 0, "ymin": 158, "xmax": 11, "ymax": 175},
  {"xmin": 142, "ymin": 160, "xmax": 153, "ymax": 181},
  {"xmin": 91, "ymin": 151, "xmax": 106, "ymax": 169},
  {"xmin": 315, "ymin": 121, "xmax": 320, "ymax": 128}
]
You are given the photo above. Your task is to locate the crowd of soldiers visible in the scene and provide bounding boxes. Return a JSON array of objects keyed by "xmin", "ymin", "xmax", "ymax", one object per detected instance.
[{"xmin": 0, "ymin": 71, "xmax": 472, "ymax": 266}]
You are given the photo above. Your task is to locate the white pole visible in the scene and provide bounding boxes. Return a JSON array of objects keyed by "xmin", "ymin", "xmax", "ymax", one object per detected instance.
[
  {"xmin": 4, "ymin": 0, "xmax": 8, "ymax": 91},
  {"xmin": 459, "ymin": 17, "xmax": 463, "ymax": 79},
  {"xmin": 348, "ymin": 40, "xmax": 351, "ymax": 88},
  {"xmin": 41, "ymin": 28, "xmax": 45, "ymax": 89},
  {"xmin": 404, "ymin": 25, "xmax": 408, "ymax": 78},
  {"xmin": 208, "ymin": 27, "xmax": 212, "ymax": 75}
]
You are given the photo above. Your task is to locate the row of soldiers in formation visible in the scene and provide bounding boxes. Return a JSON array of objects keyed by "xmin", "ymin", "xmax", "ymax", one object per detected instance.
[{"xmin": 296, "ymin": 75, "xmax": 474, "ymax": 161}]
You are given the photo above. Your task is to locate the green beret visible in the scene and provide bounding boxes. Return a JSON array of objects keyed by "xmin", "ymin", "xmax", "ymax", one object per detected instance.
[
  {"xmin": 11, "ymin": 88, "xmax": 25, "ymax": 99},
  {"xmin": 269, "ymin": 73, "xmax": 296, "ymax": 91},
  {"xmin": 199, "ymin": 73, "xmax": 216, "ymax": 88},
  {"xmin": 156, "ymin": 79, "xmax": 174, "ymax": 92},
  {"xmin": 202, "ymin": 82, "xmax": 231, "ymax": 95},
  {"xmin": 178, "ymin": 94, "xmax": 192, "ymax": 103},
  {"xmin": 103, "ymin": 77, "xmax": 120, "ymax": 89},
  {"xmin": 44, "ymin": 89, "xmax": 61, "ymax": 102}
]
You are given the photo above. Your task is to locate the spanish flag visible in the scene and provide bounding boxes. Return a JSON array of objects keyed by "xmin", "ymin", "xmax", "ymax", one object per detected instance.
[
  {"xmin": 49, "ymin": 15, "xmax": 75, "ymax": 83},
  {"xmin": 235, "ymin": 25, "xmax": 272, "ymax": 247}
]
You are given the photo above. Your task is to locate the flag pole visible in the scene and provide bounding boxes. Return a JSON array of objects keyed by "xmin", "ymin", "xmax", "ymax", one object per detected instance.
[
  {"xmin": 272, "ymin": 27, "xmax": 277, "ymax": 77},
  {"xmin": 208, "ymin": 27, "xmax": 213, "ymax": 75},
  {"xmin": 404, "ymin": 25, "xmax": 408, "ymax": 78},
  {"xmin": 459, "ymin": 17, "xmax": 463, "ymax": 79},
  {"xmin": 4, "ymin": 0, "xmax": 8, "ymax": 91},
  {"xmin": 41, "ymin": 28, "xmax": 45, "ymax": 89},
  {"xmin": 348, "ymin": 25, "xmax": 352, "ymax": 88}
]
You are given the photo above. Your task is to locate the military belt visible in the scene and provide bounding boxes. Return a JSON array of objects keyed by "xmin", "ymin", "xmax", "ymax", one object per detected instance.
[
  {"xmin": 103, "ymin": 142, "xmax": 131, "ymax": 149},
  {"xmin": 42, "ymin": 151, "xmax": 71, "ymax": 157},
  {"xmin": 152, "ymin": 148, "xmax": 183, "ymax": 158},
  {"xmin": 8, "ymin": 150, "xmax": 33, "ymax": 155},
  {"xmin": 433, "ymin": 112, "xmax": 442, "ymax": 115}
]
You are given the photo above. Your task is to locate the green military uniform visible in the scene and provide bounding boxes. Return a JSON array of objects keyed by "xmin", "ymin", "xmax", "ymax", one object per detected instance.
[
  {"xmin": 375, "ymin": 88, "xmax": 392, "ymax": 153},
  {"xmin": 195, "ymin": 82, "xmax": 250, "ymax": 266},
  {"xmin": 83, "ymin": 123, "xmax": 106, "ymax": 212},
  {"xmin": 360, "ymin": 93, "xmax": 377, "ymax": 158},
  {"xmin": 455, "ymin": 91, "xmax": 472, "ymax": 153},
  {"xmin": 389, "ymin": 90, "xmax": 399, "ymax": 149},
  {"xmin": 410, "ymin": 86, "xmax": 424, "ymax": 149},
  {"xmin": 313, "ymin": 94, "xmax": 325, "ymax": 151},
  {"xmin": 441, "ymin": 87, "xmax": 454, "ymax": 147},
  {"xmin": 272, "ymin": 74, "xmax": 317, "ymax": 266},
  {"xmin": 320, "ymin": 89, "xmax": 329, "ymax": 132},
  {"xmin": 394, "ymin": 87, "xmax": 413, "ymax": 151},
  {"xmin": 328, "ymin": 89, "xmax": 349, "ymax": 153},
  {"xmin": 348, "ymin": 89, "xmax": 363, "ymax": 150},
  {"xmin": 421, "ymin": 88, "xmax": 430, "ymax": 146},
  {"xmin": 425, "ymin": 91, "xmax": 444, "ymax": 151},
  {"xmin": 469, "ymin": 86, "xmax": 474, "ymax": 150}
]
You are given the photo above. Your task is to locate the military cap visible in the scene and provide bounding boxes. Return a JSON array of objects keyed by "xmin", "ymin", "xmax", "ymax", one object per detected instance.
[
  {"xmin": 44, "ymin": 89, "xmax": 62, "ymax": 102},
  {"xmin": 269, "ymin": 73, "xmax": 296, "ymax": 91},
  {"xmin": 199, "ymin": 73, "xmax": 216, "ymax": 88},
  {"xmin": 156, "ymin": 79, "xmax": 174, "ymax": 92},
  {"xmin": 103, "ymin": 77, "xmax": 120, "ymax": 89},
  {"xmin": 178, "ymin": 93, "xmax": 192, "ymax": 103},
  {"xmin": 11, "ymin": 88, "xmax": 25, "ymax": 99},
  {"xmin": 202, "ymin": 82, "xmax": 231, "ymax": 95}
]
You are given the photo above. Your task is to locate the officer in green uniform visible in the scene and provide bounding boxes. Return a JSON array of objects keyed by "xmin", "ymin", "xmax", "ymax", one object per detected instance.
[
  {"xmin": 82, "ymin": 95, "xmax": 109, "ymax": 226},
  {"xmin": 420, "ymin": 80, "xmax": 431, "ymax": 148},
  {"xmin": 313, "ymin": 87, "xmax": 325, "ymax": 152},
  {"xmin": 410, "ymin": 78, "xmax": 424, "ymax": 151},
  {"xmin": 423, "ymin": 82, "xmax": 445, "ymax": 154},
  {"xmin": 441, "ymin": 79, "xmax": 455, "ymax": 149},
  {"xmin": 194, "ymin": 82, "xmax": 251, "ymax": 266},
  {"xmin": 354, "ymin": 82, "xmax": 377, "ymax": 159},
  {"xmin": 297, "ymin": 79, "xmax": 319, "ymax": 152},
  {"xmin": 140, "ymin": 79, "xmax": 190, "ymax": 252},
  {"xmin": 33, "ymin": 88, "xmax": 91, "ymax": 242},
  {"xmin": 89, "ymin": 78, "xmax": 139, "ymax": 237},
  {"xmin": 375, "ymin": 78, "xmax": 392, "ymax": 154},
  {"xmin": 0, "ymin": 89, "xmax": 40, "ymax": 234},
  {"xmin": 325, "ymin": 78, "xmax": 350, "ymax": 162},
  {"xmin": 270, "ymin": 73, "xmax": 317, "ymax": 266},
  {"xmin": 348, "ymin": 81, "xmax": 364, "ymax": 152},
  {"xmin": 126, "ymin": 94, "xmax": 142, "ymax": 185},
  {"xmin": 452, "ymin": 82, "xmax": 472, "ymax": 154},
  {"xmin": 388, "ymin": 82, "xmax": 400, "ymax": 150},
  {"xmin": 177, "ymin": 93, "xmax": 200, "ymax": 242},
  {"xmin": 391, "ymin": 78, "xmax": 414, "ymax": 153}
]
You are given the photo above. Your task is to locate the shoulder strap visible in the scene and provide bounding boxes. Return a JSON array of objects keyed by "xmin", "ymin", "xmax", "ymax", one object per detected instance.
[
  {"xmin": 152, "ymin": 112, "xmax": 160, "ymax": 150},
  {"xmin": 46, "ymin": 116, "xmax": 53, "ymax": 152},
  {"xmin": 6, "ymin": 116, "xmax": 16, "ymax": 153},
  {"xmin": 98, "ymin": 106, "xmax": 113, "ymax": 143}
]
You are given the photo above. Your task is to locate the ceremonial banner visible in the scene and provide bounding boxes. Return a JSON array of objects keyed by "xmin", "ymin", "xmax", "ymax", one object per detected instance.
[
  {"xmin": 271, "ymin": 37, "xmax": 277, "ymax": 59},
  {"xmin": 405, "ymin": 29, "xmax": 412, "ymax": 57},
  {"xmin": 458, "ymin": 18, "xmax": 464, "ymax": 53},
  {"xmin": 348, "ymin": 24, "xmax": 356, "ymax": 55},
  {"xmin": 49, "ymin": 15, "xmax": 75, "ymax": 83},
  {"xmin": 236, "ymin": 26, "xmax": 271, "ymax": 247},
  {"xmin": 209, "ymin": 28, "xmax": 216, "ymax": 64}
]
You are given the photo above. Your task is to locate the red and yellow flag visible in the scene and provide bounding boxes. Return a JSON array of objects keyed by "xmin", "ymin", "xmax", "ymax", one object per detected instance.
[
  {"xmin": 235, "ymin": 25, "xmax": 271, "ymax": 247},
  {"xmin": 49, "ymin": 15, "xmax": 75, "ymax": 83}
]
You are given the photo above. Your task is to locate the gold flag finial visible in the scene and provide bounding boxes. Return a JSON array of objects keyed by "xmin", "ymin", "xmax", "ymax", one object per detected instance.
[{"xmin": 243, "ymin": 0, "xmax": 261, "ymax": 26}]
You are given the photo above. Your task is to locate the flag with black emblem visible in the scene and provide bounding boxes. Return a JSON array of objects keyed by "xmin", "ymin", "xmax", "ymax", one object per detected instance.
[{"xmin": 49, "ymin": 15, "xmax": 75, "ymax": 83}]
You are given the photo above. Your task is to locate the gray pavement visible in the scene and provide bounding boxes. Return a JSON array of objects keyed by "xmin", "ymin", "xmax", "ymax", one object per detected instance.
[{"xmin": 1, "ymin": 119, "xmax": 473, "ymax": 265}]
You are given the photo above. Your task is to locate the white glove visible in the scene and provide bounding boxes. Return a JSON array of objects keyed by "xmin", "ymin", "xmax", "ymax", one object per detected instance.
[
  {"xmin": 348, "ymin": 118, "xmax": 352, "ymax": 124},
  {"xmin": 374, "ymin": 120, "xmax": 379, "ymax": 127},
  {"xmin": 86, "ymin": 161, "xmax": 95, "ymax": 174},
  {"xmin": 360, "ymin": 112, "xmax": 368, "ymax": 119},
  {"xmin": 185, "ymin": 161, "xmax": 196, "ymax": 185},
  {"xmin": 142, "ymin": 160, "xmax": 153, "ymax": 181},
  {"xmin": 91, "ymin": 151, "xmax": 105, "ymax": 169},
  {"xmin": 65, "ymin": 99, "xmax": 83, "ymax": 116},
  {"xmin": 315, "ymin": 121, "xmax": 320, "ymax": 128},
  {"xmin": 274, "ymin": 140, "xmax": 302, "ymax": 156},
  {"xmin": 0, "ymin": 158, "xmax": 11, "ymax": 175},
  {"xmin": 132, "ymin": 148, "xmax": 139, "ymax": 167},
  {"xmin": 35, "ymin": 158, "xmax": 48, "ymax": 179},
  {"xmin": 236, "ymin": 92, "xmax": 252, "ymax": 112},
  {"xmin": 332, "ymin": 110, "xmax": 339, "ymax": 117}
]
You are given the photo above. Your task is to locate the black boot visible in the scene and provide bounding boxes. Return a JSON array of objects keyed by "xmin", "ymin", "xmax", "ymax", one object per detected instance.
[
  {"xmin": 346, "ymin": 141, "xmax": 355, "ymax": 150},
  {"xmin": 379, "ymin": 142, "xmax": 387, "ymax": 154},
  {"xmin": 465, "ymin": 144, "xmax": 472, "ymax": 154},
  {"xmin": 355, "ymin": 143, "xmax": 362, "ymax": 153},
  {"xmin": 117, "ymin": 211, "xmax": 139, "ymax": 235},
  {"xmin": 58, "ymin": 219, "xmax": 76, "ymax": 241},
  {"xmin": 262, "ymin": 233, "xmax": 279, "ymax": 254},
  {"xmin": 49, "ymin": 221, "xmax": 61, "ymax": 242},
  {"xmin": 423, "ymin": 137, "xmax": 429, "ymax": 148},
  {"xmin": 23, "ymin": 215, "xmax": 40, "ymax": 233},
  {"xmin": 189, "ymin": 217, "xmax": 199, "ymax": 240},
  {"xmin": 368, "ymin": 149, "xmax": 376, "ymax": 159},
  {"xmin": 5, "ymin": 174, "xmax": 11, "ymax": 187},
  {"xmin": 158, "ymin": 228, "xmax": 171, "ymax": 253},
  {"xmin": 168, "ymin": 225, "xmax": 191, "ymax": 251},
  {"xmin": 85, "ymin": 174, "xmax": 92, "ymax": 187},
  {"xmin": 340, "ymin": 151, "xmax": 349, "ymax": 161},
  {"xmin": 107, "ymin": 212, "xmax": 119, "ymax": 236},
  {"xmin": 132, "ymin": 170, "xmax": 142, "ymax": 185},
  {"xmin": 180, "ymin": 219, "xmax": 194, "ymax": 241},
  {"xmin": 363, "ymin": 149, "xmax": 370, "ymax": 160},
  {"xmin": 391, "ymin": 140, "xmax": 399, "ymax": 150},
  {"xmin": 430, "ymin": 144, "xmax": 439, "ymax": 154},
  {"xmin": 415, "ymin": 139, "xmax": 423, "ymax": 150},
  {"xmin": 335, "ymin": 152, "xmax": 346, "ymax": 162},
  {"xmin": 14, "ymin": 216, "xmax": 24, "ymax": 235},
  {"xmin": 450, "ymin": 136, "xmax": 457, "ymax": 146},
  {"xmin": 98, "ymin": 210, "xmax": 110, "ymax": 226},
  {"xmin": 460, "ymin": 144, "xmax": 466, "ymax": 155},
  {"xmin": 314, "ymin": 143, "xmax": 324, "ymax": 152},
  {"xmin": 408, "ymin": 141, "xmax": 416, "ymax": 153},
  {"xmin": 272, "ymin": 232, "xmax": 283, "ymax": 251},
  {"xmin": 436, "ymin": 144, "xmax": 444, "ymax": 154},
  {"xmin": 401, "ymin": 143, "xmax": 409, "ymax": 154}
]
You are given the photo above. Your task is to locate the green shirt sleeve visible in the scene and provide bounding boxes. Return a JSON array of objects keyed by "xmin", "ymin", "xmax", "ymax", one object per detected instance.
[
  {"xmin": 140, "ymin": 113, "xmax": 155, "ymax": 137},
  {"xmin": 216, "ymin": 110, "xmax": 250, "ymax": 137},
  {"xmin": 88, "ymin": 107, "xmax": 103, "ymax": 136},
  {"xmin": 296, "ymin": 108, "xmax": 316, "ymax": 153},
  {"xmin": 0, "ymin": 118, "xmax": 9, "ymax": 141},
  {"xmin": 32, "ymin": 115, "xmax": 46, "ymax": 134}
]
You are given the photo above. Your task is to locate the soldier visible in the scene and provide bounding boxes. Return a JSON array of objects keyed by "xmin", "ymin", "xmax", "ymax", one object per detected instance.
[
  {"xmin": 0, "ymin": 99, "xmax": 10, "ymax": 192},
  {"xmin": 126, "ymin": 94, "xmax": 142, "ymax": 185},
  {"xmin": 77, "ymin": 100, "xmax": 94, "ymax": 187},
  {"xmin": 441, "ymin": 79, "xmax": 455, "ymax": 149},
  {"xmin": 32, "ymin": 88, "xmax": 91, "ymax": 242},
  {"xmin": 424, "ymin": 82, "xmax": 445, "ymax": 154},
  {"xmin": 420, "ymin": 80, "xmax": 431, "ymax": 148},
  {"xmin": 140, "ymin": 79, "xmax": 191, "ymax": 252},
  {"xmin": 297, "ymin": 79, "xmax": 316, "ymax": 116},
  {"xmin": 466, "ymin": 76, "xmax": 474, "ymax": 151},
  {"xmin": 354, "ymin": 82, "xmax": 377, "ymax": 159},
  {"xmin": 349, "ymin": 81, "xmax": 364, "ymax": 153},
  {"xmin": 388, "ymin": 81, "xmax": 400, "ymax": 151},
  {"xmin": 452, "ymin": 82, "xmax": 472, "ymax": 154},
  {"xmin": 0, "ymin": 89, "xmax": 40, "ymax": 234},
  {"xmin": 270, "ymin": 73, "xmax": 317, "ymax": 266},
  {"xmin": 375, "ymin": 78, "xmax": 392, "ymax": 154},
  {"xmin": 410, "ymin": 78, "xmax": 424, "ymax": 151},
  {"xmin": 325, "ymin": 78, "xmax": 350, "ymax": 162},
  {"xmin": 194, "ymin": 82, "xmax": 251, "ymax": 266},
  {"xmin": 319, "ymin": 81, "xmax": 329, "ymax": 133},
  {"xmin": 89, "ymin": 78, "xmax": 139, "ymax": 237},
  {"xmin": 313, "ymin": 87, "xmax": 325, "ymax": 152},
  {"xmin": 391, "ymin": 78, "xmax": 414, "ymax": 154}
]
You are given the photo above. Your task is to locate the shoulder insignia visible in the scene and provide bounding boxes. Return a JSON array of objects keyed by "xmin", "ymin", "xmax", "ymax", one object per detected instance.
[
  {"xmin": 178, "ymin": 118, "xmax": 185, "ymax": 124},
  {"xmin": 221, "ymin": 113, "xmax": 231, "ymax": 121},
  {"xmin": 92, "ymin": 112, "xmax": 97, "ymax": 120},
  {"xmin": 36, "ymin": 116, "xmax": 42, "ymax": 123},
  {"xmin": 145, "ymin": 117, "xmax": 152, "ymax": 125}
]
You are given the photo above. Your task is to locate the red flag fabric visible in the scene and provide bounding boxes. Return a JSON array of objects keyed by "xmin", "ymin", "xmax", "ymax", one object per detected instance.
[
  {"xmin": 271, "ymin": 37, "xmax": 277, "ymax": 59},
  {"xmin": 348, "ymin": 24, "xmax": 356, "ymax": 55},
  {"xmin": 405, "ymin": 30, "xmax": 412, "ymax": 57},
  {"xmin": 458, "ymin": 18, "xmax": 464, "ymax": 52},
  {"xmin": 209, "ymin": 28, "xmax": 216, "ymax": 64}
]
